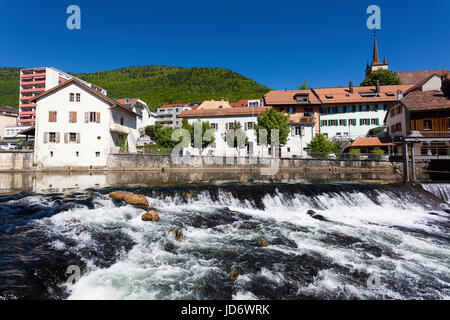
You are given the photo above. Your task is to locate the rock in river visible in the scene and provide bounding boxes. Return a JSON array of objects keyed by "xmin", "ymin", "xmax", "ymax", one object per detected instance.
[
  {"xmin": 109, "ymin": 191, "xmax": 149, "ymax": 207},
  {"xmin": 142, "ymin": 210, "xmax": 159, "ymax": 222},
  {"xmin": 306, "ymin": 209, "xmax": 328, "ymax": 222}
]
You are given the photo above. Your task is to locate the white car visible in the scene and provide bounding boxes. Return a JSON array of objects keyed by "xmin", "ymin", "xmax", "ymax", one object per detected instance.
[
  {"xmin": 0, "ymin": 143, "xmax": 17, "ymax": 151},
  {"xmin": 327, "ymin": 153, "xmax": 337, "ymax": 159}
]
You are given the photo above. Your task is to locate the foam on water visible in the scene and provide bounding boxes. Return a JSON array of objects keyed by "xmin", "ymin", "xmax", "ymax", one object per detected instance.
[{"xmin": 22, "ymin": 184, "xmax": 450, "ymax": 299}]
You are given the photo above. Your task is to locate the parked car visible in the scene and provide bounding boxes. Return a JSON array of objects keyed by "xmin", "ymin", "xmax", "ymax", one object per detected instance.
[
  {"xmin": 327, "ymin": 153, "xmax": 337, "ymax": 159},
  {"xmin": 0, "ymin": 142, "xmax": 17, "ymax": 151}
]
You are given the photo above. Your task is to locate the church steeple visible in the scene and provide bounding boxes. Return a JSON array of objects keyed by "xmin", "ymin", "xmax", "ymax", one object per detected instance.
[
  {"xmin": 372, "ymin": 31, "xmax": 380, "ymax": 64},
  {"xmin": 365, "ymin": 31, "xmax": 389, "ymax": 76}
]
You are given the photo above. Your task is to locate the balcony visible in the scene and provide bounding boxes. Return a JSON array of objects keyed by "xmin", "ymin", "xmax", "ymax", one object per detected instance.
[
  {"xmin": 20, "ymin": 103, "xmax": 37, "ymax": 108},
  {"xmin": 20, "ymin": 96, "xmax": 35, "ymax": 101},
  {"xmin": 21, "ymin": 80, "xmax": 46, "ymax": 86},
  {"xmin": 18, "ymin": 118, "xmax": 36, "ymax": 123},
  {"xmin": 19, "ymin": 111, "xmax": 36, "ymax": 116},
  {"xmin": 20, "ymin": 88, "xmax": 45, "ymax": 93},
  {"xmin": 109, "ymin": 123, "xmax": 130, "ymax": 134},
  {"xmin": 20, "ymin": 72, "xmax": 45, "ymax": 79}
]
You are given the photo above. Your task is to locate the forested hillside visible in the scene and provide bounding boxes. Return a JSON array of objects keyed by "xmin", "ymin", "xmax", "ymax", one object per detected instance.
[{"xmin": 0, "ymin": 66, "xmax": 270, "ymax": 111}]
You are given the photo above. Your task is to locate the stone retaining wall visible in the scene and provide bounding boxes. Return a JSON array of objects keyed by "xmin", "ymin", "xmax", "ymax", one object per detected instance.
[{"xmin": 0, "ymin": 151, "xmax": 34, "ymax": 171}]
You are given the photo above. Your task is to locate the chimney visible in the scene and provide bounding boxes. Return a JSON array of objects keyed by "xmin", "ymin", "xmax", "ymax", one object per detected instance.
[
  {"xmin": 375, "ymin": 80, "xmax": 380, "ymax": 93},
  {"xmin": 349, "ymin": 81, "xmax": 354, "ymax": 93},
  {"xmin": 397, "ymin": 90, "xmax": 403, "ymax": 101}
]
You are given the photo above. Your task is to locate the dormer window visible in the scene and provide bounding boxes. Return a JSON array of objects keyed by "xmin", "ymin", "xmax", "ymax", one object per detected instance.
[
  {"xmin": 294, "ymin": 93, "xmax": 310, "ymax": 104},
  {"xmin": 325, "ymin": 95, "xmax": 333, "ymax": 99},
  {"xmin": 360, "ymin": 92, "xmax": 380, "ymax": 98},
  {"xmin": 385, "ymin": 92, "xmax": 395, "ymax": 97}
]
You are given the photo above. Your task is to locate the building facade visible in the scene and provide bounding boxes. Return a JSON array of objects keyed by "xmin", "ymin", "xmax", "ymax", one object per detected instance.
[
  {"xmin": 31, "ymin": 79, "xmax": 137, "ymax": 168},
  {"xmin": 178, "ymin": 107, "xmax": 315, "ymax": 158},
  {"xmin": 19, "ymin": 67, "xmax": 107, "ymax": 126},
  {"xmin": 0, "ymin": 106, "xmax": 18, "ymax": 138}
]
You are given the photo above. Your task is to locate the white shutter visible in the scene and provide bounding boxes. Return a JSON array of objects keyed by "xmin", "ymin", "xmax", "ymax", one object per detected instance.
[
  {"xmin": 64, "ymin": 133, "xmax": 68, "ymax": 143},
  {"xmin": 56, "ymin": 132, "xmax": 60, "ymax": 143},
  {"xmin": 85, "ymin": 112, "xmax": 89, "ymax": 123},
  {"xmin": 76, "ymin": 133, "xmax": 80, "ymax": 144},
  {"xmin": 44, "ymin": 132, "xmax": 49, "ymax": 143}
]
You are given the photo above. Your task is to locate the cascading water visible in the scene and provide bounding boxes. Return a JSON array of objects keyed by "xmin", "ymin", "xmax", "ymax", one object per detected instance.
[
  {"xmin": 422, "ymin": 183, "xmax": 450, "ymax": 203},
  {"xmin": 0, "ymin": 183, "xmax": 449, "ymax": 300}
]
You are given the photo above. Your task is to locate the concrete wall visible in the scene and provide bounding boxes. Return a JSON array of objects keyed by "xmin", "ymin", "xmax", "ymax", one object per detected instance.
[
  {"xmin": 0, "ymin": 151, "xmax": 33, "ymax": 170},
  {"xmin": 107, "ymin": 153, "xmax": 423, "ymax": 171}
]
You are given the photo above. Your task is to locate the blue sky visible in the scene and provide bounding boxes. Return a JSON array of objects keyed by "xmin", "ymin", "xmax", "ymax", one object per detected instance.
[{"xmin": 0, "ymin": 0, "xmax": 449, "ymax": 90}]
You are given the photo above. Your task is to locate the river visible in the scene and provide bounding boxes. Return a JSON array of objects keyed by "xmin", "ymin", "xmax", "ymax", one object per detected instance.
[{"xmin": 0, "ymin": 170, "xmax": 449, "ymax": 300}]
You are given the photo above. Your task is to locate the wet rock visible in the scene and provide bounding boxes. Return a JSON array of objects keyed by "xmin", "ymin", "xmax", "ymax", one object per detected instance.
[
  {"xmin": 222, "ymin": 225, "xmax": 233, "ymax": 233},
  {"xmin": 443, "ymin": 208, "xmax": 450, "ymax": 214},
  {"xmin": 230, "ymin": 267, "xmax": 240, "ymax": 282},
  {"xmin": 9, "ymin": 226, "xmax": 33, "ymax": 235},
  {"xmin": 169, "ymin": 228, "xmax": 184, "ymax": 241},
  {"xmin": 109, "ymin": 191, "xmax": 149, "ymax": 207},
  {"xmin": 323, "ymin": 232, "xmax": 361, "ymax": 246},
  {"xmin": 258, "ymin": 239, "xmax": 268, "ymax": 247},
  {"xmin": 273, "ymin": 232, "xmax": 298, "ymax": 248},
  {"xmin": 64, "ymin": 218, "xmax": 81, "ymax": 226},
  {"xmin": 142, "ymin": 210, "xmax": 159, "ymax": 222},
  {"xmin": 306, "ymin": 209, "xmax": 328, "ymax": 221}
]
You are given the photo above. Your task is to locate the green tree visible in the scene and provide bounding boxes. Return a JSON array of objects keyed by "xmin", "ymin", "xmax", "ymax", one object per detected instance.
[
  {"xmin": 298, "ymin": 81, "xmax": 310, "ymax": 90},
  {"xmin": 222, "ymin": 120, "xmax": 249, "ymax": 156},
  {"xmin": 143, "ymin": 123, "xmax": 163, "ymax": 140},
  {"xmin": 182, "ymin": 119, "xmax": 215, "ymax": 152},
  {"xmin": 255, "ymin": 108, "xmax": 290, "ymax": 147},
  {"xmin": 306, "ymin": 134, "xmax": 340, "ymax": 154},
  {"xmin": 153, "ymin": 126, "xmax": 181, "ymax": 149},
  {"xmin": 360, "ymin": 69, "xmax": 401, "ymax": 86}
]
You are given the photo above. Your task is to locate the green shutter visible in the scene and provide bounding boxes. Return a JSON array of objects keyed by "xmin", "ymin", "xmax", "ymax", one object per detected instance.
[
  {"xmin": 344, "ymin": 119, "xmax": 347, "ymax": 126},
  {"xmin": 359, "ymin": 119, "xmax": 362, "ymax": 126},
  {"xmin": 328, "ymin": 120, "xmax": 331, "ymax": 126},
  {"xmin": 376, "ymin": 118, "xmax": 379, "ymax": 125}
]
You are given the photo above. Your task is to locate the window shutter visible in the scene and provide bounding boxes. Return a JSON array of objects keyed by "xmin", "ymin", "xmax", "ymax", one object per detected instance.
[
  {"xmin": 85, "ymin": 112, "xmax": 89, "ymax": 123},
  {"xmin": 44, "ymin": 132, "xmax": 48, "ymax": 143},
  {"xmin": 291, "ymin": 126, "xmax": 295, "ymax": 136},
  {"xmin": 56, "ymin": 132, "xmax": 60, "ymax": 143},
  {"xmin": 96, "ymin": 112, "xmax": 101, "ymax": 123},
  {"xmin": 376, "ymin": 118, "xmax": 379, "ymax": 125},
  {"xmin": 73, "ymin": 112, "xmax": 77, "ymax": 123},
  {"xmin": 48, "ymin": 112, "xmax": 52, "ymax": 122},
  {"xmin": 344, "ymin": 119, "xmax": 347, "ymax": 126},
  {"xmin": 360, "ymin": 119, "xmax": 363, "ymax": 126},
  {"xmin": 54, "ymin": 111, "xmax": 57, "ymax": 122},
  {"xmin": 301, "ymin": 126, "xmax": 305, "ymax": 136},
  {"xmin": 64, "ymin": 133, "xmax": 68, "ymax": 143},
  {"xmin": 328, "ymin": 120, "xmax": 331, "ymax": 126},
  {"xmin": 76, "ymin": 133, "xmax": 80, "ymax": 144}
]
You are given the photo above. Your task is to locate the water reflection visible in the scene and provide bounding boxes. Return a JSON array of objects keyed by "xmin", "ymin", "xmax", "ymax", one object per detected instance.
[{"xmin": 0, "ymin": 169, "xmax": 429, "ymax": 193}]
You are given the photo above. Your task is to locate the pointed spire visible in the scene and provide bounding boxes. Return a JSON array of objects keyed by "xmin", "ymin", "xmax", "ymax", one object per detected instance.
[
  {"xmin": 372, "ymin": 31, "xmax": 380, "ymax": 64},
  {"xmin": 383, "ymin": 56, "xmax": 387, "ymax": 64}
]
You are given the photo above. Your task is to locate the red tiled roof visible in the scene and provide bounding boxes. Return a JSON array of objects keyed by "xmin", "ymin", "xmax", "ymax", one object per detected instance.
[
  {"xmin": 347, "ymin": 137, "xmax": 394, "ymax": 148},
  {"xmin": 312, "ymin": 85, "xmax": 414, "ymax": 104},
  {"xmin": 398, "ymin": 90, "xmax": 450, "ymax": 112},
  {"xmin": 397, "ymin": 70, "xmax": 449, "ymax": 85},
  {"xmin": 115, "ymin": 98, "xmax": 138, "ymax": 105},
  {"xmin": 264, "ymin": 90, "xmax": 321, "ymax": 105},
  {"xmin": 229, "ymin": 99, "xmax": 263, "ymax": 108},
  {"xmin": 178, "ymin": 107, "xmax": 268, "ymax": 118},
  {"xmin": 29, "ymin": 78, "xmax": 137, "ymax": 115}
]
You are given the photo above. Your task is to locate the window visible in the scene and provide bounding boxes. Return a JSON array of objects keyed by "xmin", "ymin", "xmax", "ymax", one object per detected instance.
[
  {"xmin": 371, "ymin": 119, "xmax": 379, "ymax": 125},
  {"xmin": 70, "ymin": 93, "xmax": 74, "ymax": 102},
  {"xmin": 349, "ymin": 119, "xmax": 357, "ymax": 126},
  {"xmin": 328, "ymin": 107, "xmax": 334, "ymax": 114},
  {"xmin": 95, "ymin": 152, "xmax": 100, "ymax": 157},
  {"xmin": 391, "ymin": 125, "xmax": 396, "ymax": 133},
  {"xmin": 390, "ymin": 108, "xmax": 396, "ymax": 117},
  {"xmin": 211, "ymin": 123, "xmax": 218, "ymax": 131},
  {"xmin": 339, "ymin": 119, "xmax": 347, "ymax": 126},
  {"xmin": 338, "ymin": 106, "xmax": 344, "ymax": 113},
  {"xmin": 289, "ymin": 107, "xmax": 294, "ymax": 114},
  {"xmin": 86, "ymin": 112, "xmax": 100, "ymax": 123},
  {"xmin": 69, "ymin": 111, "xmax": 77, "ymax": 123},
  {"xmin": 321, "ymin": 120, "xmax": 328, "ymax": 126},
  {"xmin": 370, "ymin": 105, "xmax": 375, "ymax": 111},
  {"xmin": 346, "ymin": 106, "xmax": 353, "ymax": 113},
  {"xmin": 49, "ymin": 111, "xmax": 57, "ymax": 122},
  {"xmin": 396, "ymin": 122, "xmax": 402, "ymax": 132},
  {"xmin": 49, "ymin": 132, "xmax": 57, "ymax": 143},
  {"xmin": 76, "ymin": 93, "xmax": 80, "ymax": 102},
  {"xmin": 361, "ymin": 119, "xmax": 370, "ymax": 125},
  {"xmin": 50, "ymin": 151, "xmax": 53, "ymax": 157},
  {"xmin": 97, "ymin": 136, "xmax": 101, "ymax": 141},
  {"xmin": 396, "ymin": 105, "xmax": 402, "ymax": 114},
  {"xmin": 76, "ymin": 152, "xmax": 79, "ymax": 157},
  {"xmin": 120, "ymin": 118, "xmax": 124, "ymax": 125},
  {"xmin": 69, "ymin": 132, "xmax": 77, "ymax": 142},
  {"xmin": 287, "ymin": 147, "xmax": 291, "ymax": 152},
  {"xmin": 423, "ymin": 119, "xmax": 432, "ymax": 130},
  {"xmin": 227, "ymin": 122, "xmax": 234, "ymax": 129},
  {"xmin": 295, "ymin": 126, "xmax": 302, "ymax": 135},
  {"xmin": 336, "ymin": 132, "xmax": 341, "ymax": 136},
  {"xmin": 329, "ymin": 120, "xmax": 338, "ymax": 126},
  {"xmin": 361, "ymin": 105, "xmax": 367, "ymax": 111},
  {"xmin": 246, "ymin": 122, "xmax": 254, "ymax": 130}
]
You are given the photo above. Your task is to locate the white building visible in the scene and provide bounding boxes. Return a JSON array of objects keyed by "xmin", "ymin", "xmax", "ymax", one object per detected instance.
[
  {"xmin": 316, "ymin": 83, "xmax": 414, "ymax": 139},
  {"xmin": 156, "ymin": 102, "xmax": 201, "ymax": 128},
  {"xmin": 19, "ymin": 67, "xmax": 106, "ymax": 127},
  {"xmin": 114, "ymin": 98, "xmax": 156, "ymax": 141},
  {"xmin": 178, "ymin": 107, "xmax": 314, "ymax": 158},
  {"xmin": 31, "ymin": 79, "xmax": 138, "ymax": 169}
]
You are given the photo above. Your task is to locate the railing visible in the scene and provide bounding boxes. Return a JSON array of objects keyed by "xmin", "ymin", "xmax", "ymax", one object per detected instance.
[{"xmin": 305, "ymin": 152, "xmax": 391, "ymax": 161}]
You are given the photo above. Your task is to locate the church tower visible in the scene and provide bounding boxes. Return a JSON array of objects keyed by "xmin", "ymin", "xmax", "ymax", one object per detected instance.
[{"xmin": 365, "ymin": 31, "xmax": 389, "ymax": 76}]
